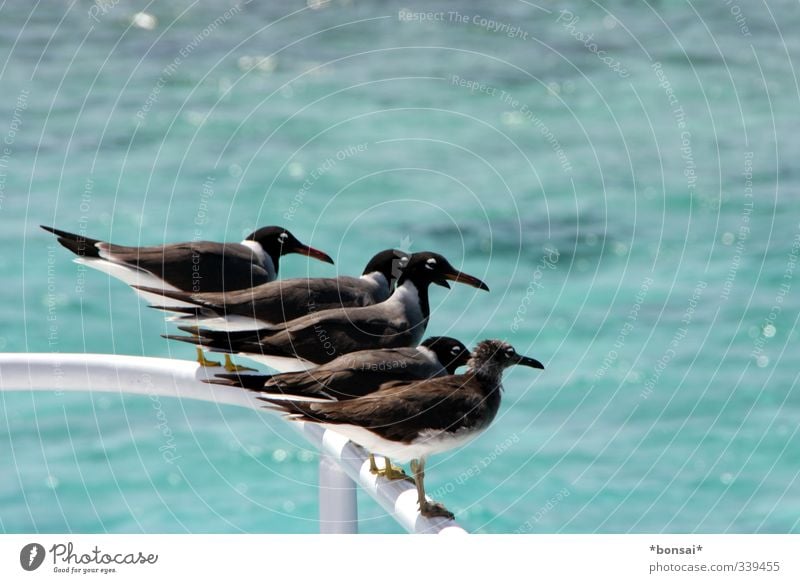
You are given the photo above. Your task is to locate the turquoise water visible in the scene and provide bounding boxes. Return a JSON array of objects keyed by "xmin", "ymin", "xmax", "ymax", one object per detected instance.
[{"xmin": 1, "ymin": 0, "xmax": 799, "ymax": 533}]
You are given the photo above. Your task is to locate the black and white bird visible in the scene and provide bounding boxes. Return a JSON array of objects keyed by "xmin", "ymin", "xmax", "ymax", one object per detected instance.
[
  {"xmin": 140, "ymin": 249, "xmax": 408, "ymax": 332},
  {"xmin": 41, "ymin": 225, "xmax": 334, "ymax": 298},
  {"xmin": 42, "ymin": 224, "xmax": 333, "ymax": 369},
  {"xmin": 260, "ymin": 339, "xmax": 544, "ymax": 519},
  {"xmin": 211, "ymin": 336, "xmax": 471, "ymax": 400},
  {"xmin": 165, "ymin": 252, "xmax": 489, "ymax": 371}
]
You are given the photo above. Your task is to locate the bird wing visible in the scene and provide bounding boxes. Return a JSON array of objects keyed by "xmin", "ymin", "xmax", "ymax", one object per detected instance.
[
  {"xmin": 263, "ymin": 347, "xmax": 435, "ymax": 399},
  {"xmin": 99, "ymin": 242, "xmax": 271, "ymax": 292},
  {"xmin": 255, "ymin": 307, "xmax": 416, "ymax": 363},
  {"xmin": 161, "ymin": 276, "xmax": 375, "ymax": 323},
  {"xmin": 269, "ymin": 375, "xmax": 487, "ymax": 441}
]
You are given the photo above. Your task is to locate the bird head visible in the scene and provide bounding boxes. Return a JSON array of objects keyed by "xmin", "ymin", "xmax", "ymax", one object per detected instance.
[
  {"xmin": 421, "ymin": 336, "xmax": 471, "ymax": 374},
  {"xmin": 362, "ymin": 249, "xmax": 410, "ymax": 286},
  {"xmin": 468, "ymin": 339, "xmax": 544, "ymax": 379},
  {"xmin": 397, "ymin": 252, "xmax": 489, "ymax": 291},
  {"xmin": 245, "ymin": 226, "xmax": 334, "ymax": 266}
]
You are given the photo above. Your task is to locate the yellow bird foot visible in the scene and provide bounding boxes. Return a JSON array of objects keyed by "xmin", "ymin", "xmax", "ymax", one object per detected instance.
[
  {"xmin": 419, "ymin": 501, "xmax": 455, "ymax": 520},
  {"xmin": 368, "ymin": 455, "xmax": 380, "ymax": 475},
  {"xmin": 377, "ymin": 465, "xmax": 414, "ymax": 482},
  {"xmin": 223, "ymin": 355, "xmax": 256, "ymax": 373},
  {"xmin": 375, "ymin": 458, "xmax": 414, "ymax": 482},
  {"xmin": 196, "ymin": 347, "xmax": 221, "ymax": 368}
]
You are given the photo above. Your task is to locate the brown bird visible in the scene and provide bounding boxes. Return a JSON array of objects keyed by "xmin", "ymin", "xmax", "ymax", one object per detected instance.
[
  {"xmin": 260, "ymin": 339, "xmax": 544, "ymax": 519},
  {"xmin": 212, "ymin": 336, "xmax": 472, "ymax": 480}
]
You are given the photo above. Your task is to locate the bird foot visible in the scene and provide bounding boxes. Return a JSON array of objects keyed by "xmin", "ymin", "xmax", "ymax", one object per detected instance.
[
  {"xmin": 369, "ymin": 457, "xmax": 381, "ymax": 475},
  {"xmin": 223, "ymin": 355, "xmax": 256, "ymax": 373},
  {"xmin": 376, "ymin": 465, "xmax": 414, "ymax": 483},
  {"xmin": 196, "ymin": 353, "xmax": 222, "ymax": 367},
  {"xmin": 224, "ymin": 362, "xmax": 256, "ymax": 372},
  {"xmin": 420, "ymin": 501, "xmax": 455, "ymax": 520}
]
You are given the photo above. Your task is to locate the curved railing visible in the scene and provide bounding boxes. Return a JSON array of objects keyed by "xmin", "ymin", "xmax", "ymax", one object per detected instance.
[{"xmin": 0, "ymin": 353, "xmax": 466, "ymax": 535}]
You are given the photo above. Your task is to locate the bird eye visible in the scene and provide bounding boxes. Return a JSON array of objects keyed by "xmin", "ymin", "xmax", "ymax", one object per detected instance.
[
  {"xmin": 451, "ymin": 346, "xmax": 460, "ymax": 354},
  {"xmin": 278, "ymin": 233, "xmax": 288, "ymax": 243},
  {"xmin": 425, "ymin": 258, "xmax": 437, "ymax": 270}
]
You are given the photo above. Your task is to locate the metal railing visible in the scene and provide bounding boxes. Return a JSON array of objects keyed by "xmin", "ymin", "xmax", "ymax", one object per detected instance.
[{"xmin": 0, "ymin": 353, "xmax": 467, "ymax": 535}]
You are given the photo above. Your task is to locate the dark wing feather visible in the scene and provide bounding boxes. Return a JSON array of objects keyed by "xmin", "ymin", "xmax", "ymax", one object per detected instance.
[
  {"xmin": 208, "ymin": 373, "xmax": 273, "ymax": 390},
  {"xmin": 166, "ymin": 275, "xmax": 378, "ymax": 324},
  {"xmin": 252, "ymin": 309, "xmax": 417, "ymax": 363},
  {"xmin": 259, "ymin": 347, "xmax": 432, "ymax": 399},
  {"xmin": 101, "ymin": 242, "xmax": 271, "ymax": 292},
  {"xmin": 41, "ymin": 226, "xmax": 104, "ymax": 258},
  {"xmin": 264, "ymin": 374, "xmax": 493, "ymax": 442}
]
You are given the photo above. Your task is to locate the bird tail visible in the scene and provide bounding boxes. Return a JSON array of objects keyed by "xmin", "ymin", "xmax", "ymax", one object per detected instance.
[
  {"xmin": 149, "ymin": 305, "xmax": 204, "ymax": 317},
  {"xmin": 135, "ymin": 286, "xmax": 198, "ymax": 307},
  {"xmin": 177, "ymin": 326, "xmax": 266, "ymax": 343},
  {"xmin": 178, "ymin": 325, "xmax": 272, "ymax": 352},
  {"xmin": 162, "ymin": 333, "xmax": 256, "ymax": 355},
  {"xmin": 161, "ymin": 333, "xmax": 235, "ymax": 351},
  {"xmin": 165, "ymin": 326, "xmax": 282, "ymax": 356},
  {"xmin": 257, "ymin": 397, "xmax": 327, "ymax": 421},
  {"xmin": 256, "ymin": 371, "xmax": 341, "ymax": 399},
  {"xmin": 207, "ymin": 374, "xmax": 334, "ymax": 406},
  {"xmin": 40, "ymin": 225, "xmax": 103, "ymax": 258},
  {"xmin": 207, "ymin": 372, "xmax": 273, "ymax": 390}
]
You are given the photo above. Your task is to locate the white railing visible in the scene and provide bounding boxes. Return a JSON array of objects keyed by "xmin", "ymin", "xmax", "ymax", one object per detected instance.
[{"xmin": 0, "ymin": 353, "xmax": 466, "ymax": 535}]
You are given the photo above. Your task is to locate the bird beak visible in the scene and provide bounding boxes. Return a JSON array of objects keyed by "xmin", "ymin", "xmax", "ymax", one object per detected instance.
[
  {"xmin": 514, "ymin": 354, "xmax": 545, "ymax": 369},
  {"xmin": 292, "ymin": 243, "xmax": 334, "ymax": 265},
  {"xmin": 442, "ymin": 269, "xmax": 490, "ymax": 291}
]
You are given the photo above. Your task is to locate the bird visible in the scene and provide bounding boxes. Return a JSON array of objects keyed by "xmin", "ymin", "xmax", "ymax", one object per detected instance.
[
  {"xmin": 164, "ymin": 252, "xmax": 489, "ymax": 371},
  {"xmin": 259, "ymin": 339, "xmax": 544, "ymax": 519},
  {"xmin": 138, "ymin": 249, "xmax": 409, "ymax": 332},
  {"xmin": 41, "ymin": 224, "xmax": 334, "ymax": 370},
  {"xmin": 212, "ymin": 336, "xmax": 471, "ymax": 399},
  {"xmin": 212, "ymin": 335, "xmax": 472, "ymax": 481}
]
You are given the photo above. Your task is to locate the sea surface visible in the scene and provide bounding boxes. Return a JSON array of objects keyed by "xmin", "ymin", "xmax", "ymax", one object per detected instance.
[{"xmin": 1, "ymin": 0, "xmax": 798, "ymax": 533}]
